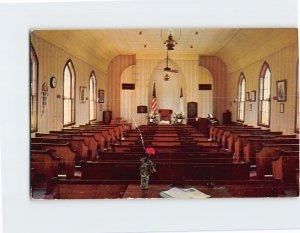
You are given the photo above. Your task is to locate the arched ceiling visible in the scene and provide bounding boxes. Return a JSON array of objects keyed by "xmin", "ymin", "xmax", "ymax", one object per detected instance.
[{"xmin": 32, "ymin": 28, "xmax": 298, "ymax": 74}]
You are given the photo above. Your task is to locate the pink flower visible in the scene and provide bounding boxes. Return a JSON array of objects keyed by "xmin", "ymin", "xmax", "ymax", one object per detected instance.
[{"xmin": 145, "ymin": 147, "xmax": 155, "ymax": 155}]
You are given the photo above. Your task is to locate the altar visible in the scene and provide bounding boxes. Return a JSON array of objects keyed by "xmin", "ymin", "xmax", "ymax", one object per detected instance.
[{"xmin": 158, "ymin": 109, "xmax": 173, "ymax": 123}]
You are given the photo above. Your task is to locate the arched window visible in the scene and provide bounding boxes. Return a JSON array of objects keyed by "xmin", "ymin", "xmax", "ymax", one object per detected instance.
[
  {"xmin": 30, "ymin": 45, "xmax": 38, "ymax": 132},
  {"xmin": 89, "ymin": 71, "xmax": 97, "ymax": 121},
  {"xmin": 63, "ymin": 60, "xmax": 75, "ymax": 126},
  {"xmin": 258, "ymin": 62, "xmax": 271, "ymax": 127},
  {"xmin": 295, "ymin": 61, "xmax": 299, "ymax": 133},
  {"xmin": 237, "ymin": 73, "xmax": 246, "ymax": 122}
]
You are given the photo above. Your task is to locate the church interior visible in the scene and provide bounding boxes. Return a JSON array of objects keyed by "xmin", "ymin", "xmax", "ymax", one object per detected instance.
[{"xmin": 30, "ymin": 28, "xmax": 299, "ymax": 199}]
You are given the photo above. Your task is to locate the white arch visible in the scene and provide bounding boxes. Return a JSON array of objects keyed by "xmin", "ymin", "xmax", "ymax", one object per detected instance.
[{"xmin": 148, "ymin": 58, "xmax": 187, "ymax": 121}]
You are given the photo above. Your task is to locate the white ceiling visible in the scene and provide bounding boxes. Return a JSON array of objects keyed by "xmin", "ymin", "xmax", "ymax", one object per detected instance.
[{"xmin": 32, "ymin": 28, "xmax": 298, "ymax": 74}]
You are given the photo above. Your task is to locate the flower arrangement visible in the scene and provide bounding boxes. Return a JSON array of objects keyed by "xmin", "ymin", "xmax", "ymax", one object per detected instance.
[
  {"xmin": 145, "ymin": 112, "xmax": 158, "ymax": 120},
  {"xmin": 173, "ymin": 112, "xmax": 185, "ymax": 119},
  {"xmin": 140, "ymin": 147, "xmax": 156, "ymax": 189}
]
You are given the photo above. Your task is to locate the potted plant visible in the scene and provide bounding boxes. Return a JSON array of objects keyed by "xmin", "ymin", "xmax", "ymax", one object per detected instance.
[
  {"xmin": 145, "ymin": 112, "xmax": 157, "ymax": 123},
  {"xmin": 139, "ymin": 147, "xmax": 156, "ymax": 190},
  {"xmin": 173, "ymin": 112, "xmax": 185, "ymax": 123}
]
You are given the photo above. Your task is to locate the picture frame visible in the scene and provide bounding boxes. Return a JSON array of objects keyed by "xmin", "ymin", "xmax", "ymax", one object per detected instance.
[
  {"xmin": 98, "ymin": 89, "xmax": 104, "ymax": 103},
  {"xmin": 137, "ymin": 105, "xmax": 148, "ymax": 113},
  {"xmin": 276, "ymin": 79, "xmax": 287, "ymax": 102},
  {"xmin": 280, "ymin": 103, "xmax": 285, "ymax": 113},
  {"xmin": 250, "ymin": 90, "xmax": 256, "ymax": 102},
  {"xmin": 246, "ymin": 92, "xmax": 250, "ymax": 101},
  {"xmin": 79, "ymin": 86, "xmax": 87, "ymax": 103}
]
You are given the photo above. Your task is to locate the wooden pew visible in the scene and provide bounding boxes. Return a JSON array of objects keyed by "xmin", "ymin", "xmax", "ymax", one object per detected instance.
[
  {"xmin": 53, "ymin": 179, "xmax": 281, "ymax": 199},
  {"xmin": 234, "ymin": 134, "xmax": 297, "ymax": 162},
  {"xmin": 54, "ymin": 181, "xmax": 127, "ymax": 199},
  {"xmin": 98, "ymin": 151, "xmax": 233, "ymax": 161},
  {"xmin": 31, "ymin": 149, "xmax": 60, "ymax": 193},
  {"xmin": 255, "ymin": 144, "xmax": 299, "ymax": 179},
  {"xmin": 31, "ymin": 143, "xmax": 75, "ymax": 177},
  {"xmin": 98, "ymin": 151, "xmax": 233, "ymax": 163},
  {"xmin": 216, "ymin": 127, "xmax": 256, "ymax": 144},
  {"xmin": 50, "ymin": 131, "xmax": 98, "ymax": 160},
  {"xmin": 227, "ymin": 131, "xmax": 283, "ymax": 152},
  {"xmin": 272, "ymin": 150, "xmax": 299, "ymax": 185},
  {"xmin": 81, "ymin": 161, "xmax": 250, "ymax": 181},
  {"xmin": 111, "ymin": 144, "xmax": 220, "ymax": 153},
  {"xmin": 244, "ymin": 138, "xmax": 299, "ymax": 164},
  {"xmin": 77, "ymin": 125, "xmax": 119, "ymax": 143},
  {"xmin": 220, "ymin": 128, "xmax": 264, "ymax": 148},
  {"xmin": 210, "ymin": 125, "xmax": 250, "ymax": 141},
  {"xmin": 34, "ymin": 134, "xmax": 89, "ymax": 161}
]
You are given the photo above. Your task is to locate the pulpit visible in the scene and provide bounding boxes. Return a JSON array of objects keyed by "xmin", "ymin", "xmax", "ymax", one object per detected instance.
[{"xmin": 158, "ymin": 109, "xmax": 173, "ymax": 122}]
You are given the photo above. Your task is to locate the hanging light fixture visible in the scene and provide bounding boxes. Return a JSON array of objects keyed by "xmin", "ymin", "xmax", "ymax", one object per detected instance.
[
  {"xmin": 163, "ymin": 73, "xmax": 171, "ymax": 81},
  {"xmin": 161, "ymin": 29, "xmax": 181, "ymax": 50},
  {"xmin": 164, "ymin": 34, "xmax": 177, "ymax": 50}
]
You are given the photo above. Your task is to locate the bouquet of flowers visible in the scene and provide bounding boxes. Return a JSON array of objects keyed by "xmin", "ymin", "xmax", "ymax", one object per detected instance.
[
  {"xmin": 145, "ymin": 112, "xmax": 157, "ymax": 120},
  {"xmin": 140, "ymin": 147, "xmax": 156, "ymax": 189},
  {"xmin": 173, "ymin": 112, "xmax": 185, "ymax": 119}
]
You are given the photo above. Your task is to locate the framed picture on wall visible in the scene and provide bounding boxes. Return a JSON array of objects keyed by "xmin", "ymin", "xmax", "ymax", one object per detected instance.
[
  {"xmin": 80, "ymin": 86, "xmax": 87, "ymax": 103},
  {"xmin": 246, "ymin": 92, "xmax": 250, "ymax": 101},
  {"xmin": 137, "ymin": 105, "xmax": 147, "ymax": 113},
  {"xmin": 276, "ymin": 79, "xmax": 287, "ymax": 102},
  {"xmin": 280, "ymin": 103, "xmax": 285, "ymax": 113},
  {"xmin": 250, "ymin": 90, "xmax": 256, "ymax": 101},
  {"xmin": 98, "ymin": 89, "xmax": 104, "ymax": 103}
]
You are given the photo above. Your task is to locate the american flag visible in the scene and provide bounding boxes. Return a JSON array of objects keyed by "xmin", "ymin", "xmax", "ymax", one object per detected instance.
[{"xmin": 151, "ymin": 83, "xmax": 158, "ymax": 113}]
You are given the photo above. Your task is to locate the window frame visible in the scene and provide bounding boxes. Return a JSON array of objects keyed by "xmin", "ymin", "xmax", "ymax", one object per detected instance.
[
  {"xmin": 295, "ymin": 60, "xmax": 299, "ymax": 133},
  {"xmin": 89, "ymin": 71, "xmax": 97, "ymax": 122},
  {"xmin": 237, "ymin": 72, "xmax": 246, "ymax": 122},
  {"xmin": 63, "ymin": 59, "xmax": 76, "ymax": 127},
  {"xmin": 30, "ymin": 44, "xmax": 39, "ymax": 133},
  {"xmin": 257, "ymin": 61, "xmax": 271, "ymax": 128}
]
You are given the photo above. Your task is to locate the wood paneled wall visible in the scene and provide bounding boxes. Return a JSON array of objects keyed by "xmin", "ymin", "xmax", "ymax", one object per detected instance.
[
  {"xmin": 226, "ymin": 42, "xmax": 299, "ymax": 134},
  {"xmin": 177, "ymin": 61, "xmax": 214, "ymax": 118},
  {"xmin": 199, "ymin": 56, "xmax": 227, "ymax": 121},
  {"xmin": 31, "ymin": 35, "xmax": 107, "ymax": 133},
  {"xmin": 107, "ymin": 55, "xmax": 136, "ymax": 119}
]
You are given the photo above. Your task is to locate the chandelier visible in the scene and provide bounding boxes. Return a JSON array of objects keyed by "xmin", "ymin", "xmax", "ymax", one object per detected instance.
[
  {"xmin": 164, "ymin": 34, "xmax": 177, "ymax": 50},
  {"xmin": 161, "ymin": 29, "xmax": 181, "ymax": 51}
]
